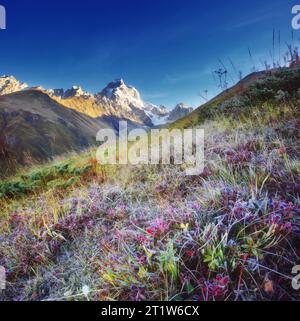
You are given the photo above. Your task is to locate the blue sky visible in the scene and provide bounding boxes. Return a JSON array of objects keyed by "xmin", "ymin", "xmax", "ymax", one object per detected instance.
[{"xmin": 0, "ymin": 0, "xmax": 297, "ymax": 108}]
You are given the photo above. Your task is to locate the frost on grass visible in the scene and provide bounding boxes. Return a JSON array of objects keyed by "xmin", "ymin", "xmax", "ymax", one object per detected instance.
[{"xmin": 0, "ymin": 98, "xmax": 300, "ymax": 301}]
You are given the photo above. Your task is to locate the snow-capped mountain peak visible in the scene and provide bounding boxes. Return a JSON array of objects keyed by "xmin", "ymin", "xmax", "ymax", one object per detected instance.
[
  {"xmin": 144, "ymin": 103, "xmax": 168, "ymax": 116},
  {"xmin": 167, "ymin": 103, "xmax": 194, "ymax": 122},
  {"xmin": 47, "ymin": 86, "xmax": 93, "ymax": 100},
  {"xmin": 174, "ymin": 103, "xmax": 192, "ymax": 110},
  {"xmin": 97, "ymin": 79, "xmax": 144, "ymax": 110},
  {"xmin": 0, "ymin": 75, "xmax": 28, "ymax": 95},
  {"xmin": 145, "ymin": 102, "xmax": 193, "ymax": 126},
  {"xmin": 63, "ymin": 86, "xmax": 93, "ymax": 99}
]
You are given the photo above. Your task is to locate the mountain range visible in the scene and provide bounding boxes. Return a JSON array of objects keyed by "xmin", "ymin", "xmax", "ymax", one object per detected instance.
[
  {"xmin": 0, "ymin": 76, "xmax": 193, "ymax": 126},
  {"xmin": 0, "ymin": 75, "xmax": 193, "ymax": 173}
]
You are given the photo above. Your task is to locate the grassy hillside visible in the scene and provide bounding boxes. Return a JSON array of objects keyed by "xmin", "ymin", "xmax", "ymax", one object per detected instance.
[
  {"xmin": 0, "ymin": 90, "xmax": 113, "ymax": 176},
  {"xmin": 0, "ymin": 68, "xmax": 299, "ymax": 301},
  {"xmin": 172, "ymin": 67, "xmax": 300, "ymax": 129}
]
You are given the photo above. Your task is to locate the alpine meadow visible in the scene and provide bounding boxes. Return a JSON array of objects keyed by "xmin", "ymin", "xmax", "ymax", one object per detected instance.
[{"xmin": 0, "ymin": 0, "xmax": 300, "ymax": 305}]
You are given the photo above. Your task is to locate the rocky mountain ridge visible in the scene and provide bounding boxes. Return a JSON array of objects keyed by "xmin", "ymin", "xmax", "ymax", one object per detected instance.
[{"xmin": 0, "ymin": 75, "xmax": 193, "ymax": 126}]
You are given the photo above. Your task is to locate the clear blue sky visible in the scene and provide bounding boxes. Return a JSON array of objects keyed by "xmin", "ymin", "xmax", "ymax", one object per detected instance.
[{"xmin": 0, "ymin": 0, "xmax": 297, "ymax": 108}]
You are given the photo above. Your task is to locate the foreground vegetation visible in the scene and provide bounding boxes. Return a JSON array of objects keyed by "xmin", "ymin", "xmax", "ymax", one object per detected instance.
[{"xmin": 0, "ymin": 68, "xmax": 300, "ymax": 301}]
